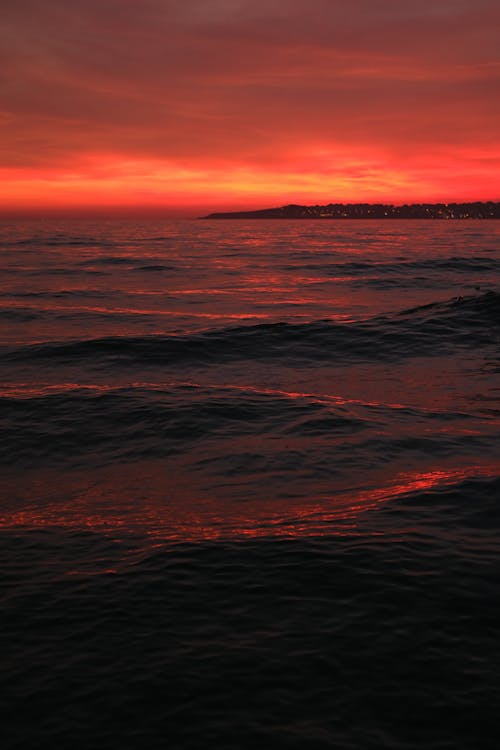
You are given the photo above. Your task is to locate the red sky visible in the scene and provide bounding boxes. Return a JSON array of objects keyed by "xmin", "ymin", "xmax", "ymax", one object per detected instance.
[{"xmin": 1, "ymin": 0, "xmax": 499, "ymax": 215}]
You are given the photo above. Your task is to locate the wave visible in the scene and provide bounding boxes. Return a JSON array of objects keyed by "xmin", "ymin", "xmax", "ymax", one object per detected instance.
[
  {"xmin": 282, "ymin": 256, "xmax": 500, "ymax": 274},
  {"xmin": 1, "ymin": 382, "xmax": 496, "ymax": 469},
  {"xmin": 3, "ymin": 292, "xmax": 499, "ymax": 368},
  {"xmin": 0, "ymin": 309, "xmax": 39, "ymax": 321},
  {"xmin": 131, "ymin": 264, "xmax": 178, "ymax": 272},
  {"xmin": 0, "ymin": 289, "xmax": 108, "ymax": 299},
  {"xmin": 79, "ymin": 256, "xmax": 134, "ymax": 266},
  {"xmin": 2, "ymin": 468, "xmax": 499, "ymax": 750},
  {"xmin": 369, "ymin": 474, "xmax": 500, "ymax": 538},
  {"xmin": 8, "ymin": 236, "xmax": 117, "ymax": 248},
  {"xmin": 77, "ymin": 258, "xmax": 179, "ymax": 271},
  {"xmin": 2, "ymin": 267, "xmax": 105, "ymax": 276},
  {"xmin": 0, "ymin": 385, "xmax": 365, "ymax": 466},
  {"xmin": 5, "ymin": 234, "xmax": 172, "ymax": 249}
]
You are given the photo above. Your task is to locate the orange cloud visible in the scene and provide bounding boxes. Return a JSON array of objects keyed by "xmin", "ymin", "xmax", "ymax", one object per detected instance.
[
  {"xmin": 1, "ymin": 1, "xmax": 499, "ymax": 213},
  {"xmin": 1, "ymin": 144, "xmax": 498, "ymax": 215}
]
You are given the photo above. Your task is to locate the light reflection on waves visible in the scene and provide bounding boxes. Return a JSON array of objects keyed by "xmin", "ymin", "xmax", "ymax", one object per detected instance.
[
  {"xmin": 0, "ymin": 304, "xmax": 273, "ymax": 319},
  {"xmin": 1, "ymin": 466, "xmax": 498, "ymax": 544},
  {"xmin": 0, "ymin": 378, "xmax": 479, "ymax": 415},
  {"xmin": 3, "ymin": 291, "xmax": 499, "ymax": 366},
  {"xmin": 1, "ymin": 221, "xmax": 499, "ymax": 554}
]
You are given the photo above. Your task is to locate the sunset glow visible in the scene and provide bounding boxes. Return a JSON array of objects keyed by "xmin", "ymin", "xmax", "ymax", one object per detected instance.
[{"xmin": 2, "ymin": 0, "xmax": 499, "ymax": 214}]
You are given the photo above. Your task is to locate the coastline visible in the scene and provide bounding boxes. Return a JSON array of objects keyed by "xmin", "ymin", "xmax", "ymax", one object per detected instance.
[{"xmin": 202, "ymin": 201, "xmax": 500, "ymax": 220}]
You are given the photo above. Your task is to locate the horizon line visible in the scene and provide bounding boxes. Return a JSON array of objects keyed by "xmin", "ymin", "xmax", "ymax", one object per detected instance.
[{"xmin": 1, "ymin": 198, "xmax": 499, "ymax": 221}]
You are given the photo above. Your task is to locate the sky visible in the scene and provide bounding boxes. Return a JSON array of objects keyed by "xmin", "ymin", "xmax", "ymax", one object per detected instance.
[{"xmin": 1, "ymin": 0, "xmax": 499, "ymax": 215}]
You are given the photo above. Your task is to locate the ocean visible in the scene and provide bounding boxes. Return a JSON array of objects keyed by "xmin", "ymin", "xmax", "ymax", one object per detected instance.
[{"xmin": 1, "ymin": 218, "xmax": 500, "ymax": 748}]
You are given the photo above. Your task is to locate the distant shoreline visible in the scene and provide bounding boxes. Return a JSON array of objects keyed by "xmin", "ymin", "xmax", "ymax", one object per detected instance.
[{"xmin": 202, "ymin": 202, "xmax": 500, "ymax": 220}]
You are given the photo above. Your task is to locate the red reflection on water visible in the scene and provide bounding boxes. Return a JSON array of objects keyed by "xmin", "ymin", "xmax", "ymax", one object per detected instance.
[{"xmin": 1, "ymin": 461, "xmax": 497, "ymax": 545}]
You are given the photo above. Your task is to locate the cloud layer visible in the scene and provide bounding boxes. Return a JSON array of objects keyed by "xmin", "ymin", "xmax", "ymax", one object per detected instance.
[{"xmin": 1, "ymin": 0, "xmax": 499, "ymax": 211}]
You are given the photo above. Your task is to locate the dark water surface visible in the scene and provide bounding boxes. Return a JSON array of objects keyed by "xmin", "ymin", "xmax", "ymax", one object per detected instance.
[{"xmin": 1, "ymin": 219, "xmax": 500, "ymax": 748}]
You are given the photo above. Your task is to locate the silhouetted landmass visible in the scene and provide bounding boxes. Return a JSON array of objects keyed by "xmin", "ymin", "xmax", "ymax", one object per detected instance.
[{"xmin": 203, "ymin": 202, "xmax": 500, "ymax": 219}]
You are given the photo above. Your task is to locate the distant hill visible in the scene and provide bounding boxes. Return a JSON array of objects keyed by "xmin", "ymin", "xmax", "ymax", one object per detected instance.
[{"xmin": 203, "ymin": 202, "xmax": 500, "ymax": 219}]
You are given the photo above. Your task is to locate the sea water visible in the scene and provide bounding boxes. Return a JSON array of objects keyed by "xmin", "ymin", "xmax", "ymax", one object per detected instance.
[{"xmin": 1, "ymin": 219, "xmax": 500, "ymax": 748}]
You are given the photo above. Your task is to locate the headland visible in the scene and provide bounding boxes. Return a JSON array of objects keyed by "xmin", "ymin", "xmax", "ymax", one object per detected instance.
[{"xmin": 203, "ymin": 202, "xmax": 500, "ymax": 219}]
